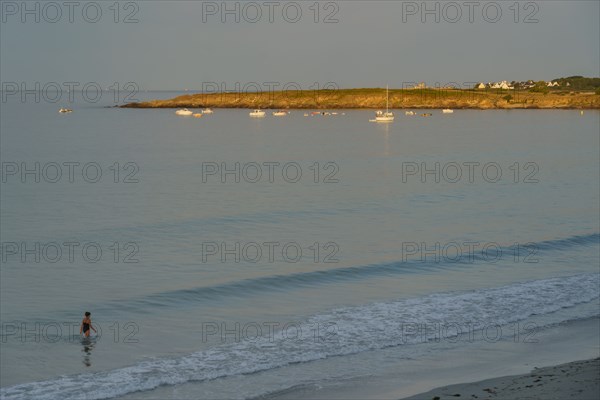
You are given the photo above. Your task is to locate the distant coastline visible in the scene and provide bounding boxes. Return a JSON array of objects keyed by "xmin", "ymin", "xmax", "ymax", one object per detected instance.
[{"xmin": 122, "ymin": 88, "xmax": 600, "ymax": 110}]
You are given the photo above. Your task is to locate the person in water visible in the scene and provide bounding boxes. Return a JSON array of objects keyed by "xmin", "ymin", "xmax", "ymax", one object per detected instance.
[{"xmin": 80, "ymin": 312, "xmax": 97, "ymax": 337}]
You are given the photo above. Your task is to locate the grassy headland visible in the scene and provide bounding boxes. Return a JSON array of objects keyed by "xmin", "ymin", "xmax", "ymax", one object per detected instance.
[{"xmin": 122, "ymin": 88, "xmax": 600, "ymax": 110}]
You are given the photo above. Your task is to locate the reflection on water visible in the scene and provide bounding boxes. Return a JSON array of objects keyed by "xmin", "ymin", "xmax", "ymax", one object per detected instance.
[
  {"xmin": 377, "ymin": 122, "xmax": 391, "ymax": 157},
  {"xmin": 80, "ymin": 337, "xmax": 96, "ymax": 367}
]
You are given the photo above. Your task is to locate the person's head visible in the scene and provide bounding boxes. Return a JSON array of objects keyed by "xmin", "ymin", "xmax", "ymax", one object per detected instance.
[{"xmin": 85, "ymin": 312, "xmax": 91, "ymax": 317}]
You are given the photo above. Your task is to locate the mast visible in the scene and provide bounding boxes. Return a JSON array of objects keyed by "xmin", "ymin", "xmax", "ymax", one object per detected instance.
[{"xmin": 386, "ymin": 85, "xmax": 389, "ymax": 113}]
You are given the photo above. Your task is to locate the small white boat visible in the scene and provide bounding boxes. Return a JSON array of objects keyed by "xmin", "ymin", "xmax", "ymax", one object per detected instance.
[
  {"xmin": 405, "ymin": 111, "xmax": 416, "ymax": 116},
  {"xmin": 372, "ymin": 86, "xmax": 394, "ymax": 122},
  {"xmin": 175, "ymin": 108, "xmax": 193, "ymax": 116},
  {"xmin": 374, "ymin": 110, "xmax": 394, "ymax": 122},
  {"xmin": 442, "ymin": 109, "xmax": 454, "ymax": 114},
  {"xmin": 304, "ymin": 113, "xmax": 309, "ymax": 117},
  {"xmin": 202, "ymin": 108, "xmax": 214, "ymax": 114},
  {"xmin": 59, "ymin": 108, "xmax": 72, "ymax": 113},
  {"xmin": 249, "ymin": 109, "xmax": 266, "ymax": 117},
  {"xmin": 272, "ymin": 110, "xmax": 288, "ymax": 116}
]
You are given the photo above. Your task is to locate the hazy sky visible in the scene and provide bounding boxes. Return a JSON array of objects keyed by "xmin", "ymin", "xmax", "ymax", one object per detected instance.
[{"xmin": 1, "ymin": 0, "xmax": 598, "ymax": 90}]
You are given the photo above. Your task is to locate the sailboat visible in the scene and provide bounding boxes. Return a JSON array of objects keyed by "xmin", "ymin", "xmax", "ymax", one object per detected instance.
[{"xmin": 371, "ymin": 86, "xmax": 394, "ymax": 122}]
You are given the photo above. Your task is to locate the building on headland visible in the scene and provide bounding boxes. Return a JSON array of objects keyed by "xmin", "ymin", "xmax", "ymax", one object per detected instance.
[
  {"xmin": 403, "ymin": 82, "xmax": 427, "ymax": 90},
  {"xmin": 476, "ymin": 81, "xmax": 514, "ymax": 90},
  {"xmin": 491, "ymin": 81, "xmax": 514, "ymax": 90},
  {"xmin": 476, "ymin": 80, "xmax": 564, "ymax": 90}
]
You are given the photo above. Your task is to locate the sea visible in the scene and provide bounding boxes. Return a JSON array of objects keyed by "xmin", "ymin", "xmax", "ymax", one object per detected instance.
[{"xmin": 1, "ymin": 92, "xmax": 598, "ymax": 399}]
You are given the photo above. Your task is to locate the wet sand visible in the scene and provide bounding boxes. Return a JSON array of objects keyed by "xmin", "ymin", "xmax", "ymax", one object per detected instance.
[
  {"xmin": 264, "ymin": 317, "xmax": 599, "ymax": 400},
  {"xmin": 402, "ymin": 358, "xmax": 599, "ymax": 400}
]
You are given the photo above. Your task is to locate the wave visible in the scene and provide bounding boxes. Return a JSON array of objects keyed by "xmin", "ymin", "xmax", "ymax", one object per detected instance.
[
  {"xmin": 7, "ymin": 232, "xmax": 596, "ymax": 321},
  {"xmin": 2, "ymin": 273, "xmax": 598, "ymax": 400},
  {"xmin": 101, "ymin": 232, "xmax": 599, "ymax": 312},
  {"xmin": 2, "ymin": 232, "xmax": 597, "ymax": 327},
  {"xmin": 534, "ymin": 232, "xmax": 599, "ymax": 250}
]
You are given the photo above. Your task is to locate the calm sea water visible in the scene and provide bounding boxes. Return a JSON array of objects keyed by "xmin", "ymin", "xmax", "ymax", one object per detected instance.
[{"xmin": 1, "ymin": 93, "xmax": 599, "ymax": 399}]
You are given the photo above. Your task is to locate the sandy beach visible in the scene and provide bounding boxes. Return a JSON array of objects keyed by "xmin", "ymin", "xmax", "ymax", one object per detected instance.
[
  {"xmin": 264, "ymin": 317, "xmax": 599, "ymax": 400},
  {"xmin": 403, "ymin": 358, "xmax": 599, "ymax": 400}
]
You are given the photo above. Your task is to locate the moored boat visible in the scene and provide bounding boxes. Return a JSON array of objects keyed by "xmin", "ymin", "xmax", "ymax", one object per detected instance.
[
  {"xmin": 249, "ymin": 109, "xmax": 266, "ymax": 117},
  {"xmin": 372, "ymin": 86, "xmax": 394, "ymax": 122},
  {"xmin": 175, "ymin": 108, "xmax": 193, "ymax": 116},
  {"xmin": 374, "ymin": 110, "xmax": 394, "ymax": 122}
]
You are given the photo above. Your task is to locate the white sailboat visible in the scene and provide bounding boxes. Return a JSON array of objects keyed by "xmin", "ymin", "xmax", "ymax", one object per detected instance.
[{"xmin": 371, "ymin": 86, "xmax": 394, "ymax": 122}]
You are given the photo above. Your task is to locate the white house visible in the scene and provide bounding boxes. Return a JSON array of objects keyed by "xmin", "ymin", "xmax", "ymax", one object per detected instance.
[
  {"xmin": 476, "ymin": 83, "xmax": 486, "ymax": 89},
  {"xmin": 547, "ymin": 81, "xmax": 560, "ymax": 87},
  {"xmin": 491, "ymin": 81, "xmax": 513, "ymax": 90}
]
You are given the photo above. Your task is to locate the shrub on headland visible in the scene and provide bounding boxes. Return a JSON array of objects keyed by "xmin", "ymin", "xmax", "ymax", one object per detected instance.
[
  {"xmin": 553, "ymin": 76, "xmax": 600, "ymax": 91},
  {"xmin": 530, "ymin": 82, "xmax": 549, "ymax": 94}
]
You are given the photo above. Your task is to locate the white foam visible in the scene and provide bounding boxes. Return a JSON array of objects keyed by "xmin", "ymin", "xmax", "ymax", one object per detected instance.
[{"xmin": 2, "ymin": 273, "xmax": 598, "ymax": 400}]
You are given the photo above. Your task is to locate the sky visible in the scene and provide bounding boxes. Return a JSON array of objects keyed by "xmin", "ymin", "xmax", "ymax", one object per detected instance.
[{"xmin": 1, "ymin": 0, "xmax": 599, "ymax": 91}]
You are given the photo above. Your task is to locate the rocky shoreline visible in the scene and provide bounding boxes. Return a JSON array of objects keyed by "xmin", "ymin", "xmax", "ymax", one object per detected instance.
[{"xmin": 122, "ymin": 88, "xmax": 600, "ymax": 110}]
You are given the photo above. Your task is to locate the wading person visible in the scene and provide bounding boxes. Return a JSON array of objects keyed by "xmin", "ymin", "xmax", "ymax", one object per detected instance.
[{"xmin": 80, "ymin": 312, "xmax": 97, "ymax": 338}]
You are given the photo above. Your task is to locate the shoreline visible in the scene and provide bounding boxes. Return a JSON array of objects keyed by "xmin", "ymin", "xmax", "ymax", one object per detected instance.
[
  {"xmin": 121, "ymin": 88, "xmax": 600, "ymax": 110},
  {"xmin": 263, "ymin": 317, "xmax": 600, "ymax": 400},
  {"xmin": 120, "ymin": 106, "xmax": 600, "ymax": 110},
  {"xmin": 402, "ymin": 358, "xmax": 599, "ymax": 400}
]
